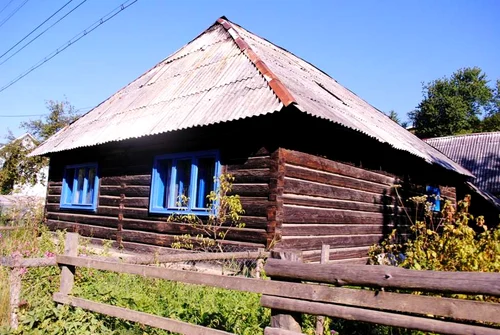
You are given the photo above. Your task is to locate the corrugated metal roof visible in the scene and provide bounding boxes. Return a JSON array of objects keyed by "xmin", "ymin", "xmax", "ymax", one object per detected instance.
[
  {"xmin": 30, "ymin": 17, "xmax": 472, "ymax": 177},
  {"xmin": 425, "ymin": 132, "xmax": 500, "ymax": 194}
]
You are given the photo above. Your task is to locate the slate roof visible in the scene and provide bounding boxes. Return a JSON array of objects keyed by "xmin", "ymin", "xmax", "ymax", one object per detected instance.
[
  {"xmin": 30, "ymin": 17, "xmax": 471, "ymax": 177},
  {"xmin": 425, "ymin": 132, "xmax": 500, "ymax": 194}
]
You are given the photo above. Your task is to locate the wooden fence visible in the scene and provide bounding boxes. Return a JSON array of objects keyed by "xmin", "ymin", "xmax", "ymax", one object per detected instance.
[{"xmin": 2, "ymin": 233, "xmax": 500, "ymax": 334}]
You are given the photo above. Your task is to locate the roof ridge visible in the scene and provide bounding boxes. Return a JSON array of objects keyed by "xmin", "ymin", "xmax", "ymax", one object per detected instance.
[
  {"xmin": 216, "ymin": 17, "xmax": 295, "ymax": 107},
  {"xmin": 425, "ymin": 131, "xmax": 500, "ymax": 142}
]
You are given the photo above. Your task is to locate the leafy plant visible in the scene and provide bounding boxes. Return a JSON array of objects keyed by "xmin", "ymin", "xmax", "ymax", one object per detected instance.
[{"xmin": 170, "ymin": 173, "xmax": 245, "ymax": 252}]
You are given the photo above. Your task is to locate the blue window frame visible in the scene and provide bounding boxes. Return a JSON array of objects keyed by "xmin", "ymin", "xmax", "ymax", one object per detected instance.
[
  {"xmin": 426, "ymin": 185, "xmax": 441, "ymax": 212},
  {"xmin": 60, "ymin": 163, "xmax": 99, "ymax": 211},
  {"xmin": 150, "ymin": 150, "xmax": 221, "ymax": 215}
]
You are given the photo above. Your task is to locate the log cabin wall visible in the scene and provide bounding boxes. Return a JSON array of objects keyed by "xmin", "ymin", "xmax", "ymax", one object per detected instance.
[
  {"xmin": 44, "ymin": 115, "xmax": 284, "ymax": 253},
  {"xmin": 274, "ymin": 149, "xmax": 403, "ymax": 263}
]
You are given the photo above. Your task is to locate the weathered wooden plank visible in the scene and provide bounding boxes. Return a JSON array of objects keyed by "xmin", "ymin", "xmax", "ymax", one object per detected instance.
[
  {"xmin": 46, "ymin": 221, "xmax": 117, "ymax": 240},
  {"xmin": 0, "ymin": 257, "xmax": 57, "ymax": 267},
  {"xmin": 226, "ymin": 156, "xmax": 272, "ymax": 170},
  {"xmin": 120, "ymin": 229, "xmax": 266, "ymax": 249},
  {"xmin": 53, "ymin": 294, "xmax": 235, "ymax": 335},
  {"xmin": 277, "ymin": 235, "xmax": 382, "ymax": 250},
  {"xmin": 230, "ymin": 183, "xmax": 269, "ymax": 197},
  {"xmin": 285, "ymin": 164, "xmax": 390, "ymax": 194},
  {"xmin": 56, "ymin": 255, "xmax": 500, "ymax": 324},
  {"xmin": 284, "ymin": 205, "xmax": 386, "ymax": 225},
  {"xmin": 46, "ymin": 212, "xmax": 118, "ymax": 228},
  {"xmin": 46, "ymin": 195, "xmax": 60, "ymax": 204},
  {"xmin": 121, "ymin": 219, "xmax": 268, "ymax": 244},
  {"xmin": 282, "ymin": 194, "xmax": 385, "ymax": 213},
  {"xmin": 100, "ymin": 185, "xmax": 150, "ymax": 197},
  {"xmin": 302, "ymin": 246, "xmax": 370, "ymax": 263},
  {"xmin": 281, "ymin": 149, "xmax": 396, "ymax": 185},
  {"xmin": 260, "ymin": 296, "xmax": 500, "ymax": 335},
  {"xmin": 264, "ymin": 327, "xmax": 306, "ymax": 335},
  {"xmin": 329, "ymin": 257, "xmax": 369, "ymax": 264},
  {"xmin": 0, "ymin": 226, "xmax": 24, "ymax": 231},
  {"xmin": 284, "ymin": 178, "xmax": 390, "ymax": 205},
  {"xmin": 59, "ymin": 233, "xmax": 78, "ymax": 296},
  {"xmin": 282, "ymin": 224, "xmax": 396, "ymax": 236},
  {"xmin": 264, "ymin": 259, "xmax": 500, "ymax": 296},
  {"xmin": 9, "ymin": 267, "xmax": 22, "ymax": 329},
  {"xmin": 231, "ymin": 169, "xmax": 271, "ymax": 183},
  {"xmin": 100, "ymin": 175, "xmax": 151, "ymax": 186},
  {"xmin": 240, "ymin": 197, "xmax": 269, "ymax": 217},
  {"xmin": 47, "ymin": 186, "xmax": 62, "ymax": 196}
]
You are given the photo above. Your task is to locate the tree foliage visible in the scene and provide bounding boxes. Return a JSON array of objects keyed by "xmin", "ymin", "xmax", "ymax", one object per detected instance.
[
  {"xmin": 409, "ymin": 67, "xmax": 497, "ymax": 138},
  {"xmin": 0, "ymin": 100, "xmax": 81, "ymax": 194},
  {"xmin": 20, "ymin": 100, "xmax": 80, "ymax": 142}
]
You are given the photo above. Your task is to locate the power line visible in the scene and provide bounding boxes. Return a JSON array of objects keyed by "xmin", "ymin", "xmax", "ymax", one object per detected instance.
[
  {"xmin": 0, "ymin": 0, "xmax": 88, "ymax": 66},
  {"xmin": 0, "ymin": 0, "xmax": 75, "ymax": 60},
  {"xmin": 0, "ymin": 0, "xmax": 138, "ymax": 93},
  {"xmin": 0, "ymin": 0, "xmax": 16, "ymax": 16},
  {"xmin": 0, "ymin": 0, "xmax": 29, "ymax": 29}
]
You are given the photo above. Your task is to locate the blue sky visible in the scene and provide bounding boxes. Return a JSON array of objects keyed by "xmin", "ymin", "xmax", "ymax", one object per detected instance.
[{"xmin": 0, "ymin": 0, "xmax": 499, "ymax": 140}]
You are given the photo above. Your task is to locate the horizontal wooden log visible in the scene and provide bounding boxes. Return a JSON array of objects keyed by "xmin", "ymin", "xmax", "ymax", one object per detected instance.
[
  {"xmin": 226, "ymin": 156, "xmax": 272, "ymax": 171},
  {"xmin": 230, "ymin": 183, "xmax": 269, "ymax": 197},
  {"xmin": 47, "ymin": 186, "xmax": 62, "ymax": 196},
  {"xmin": 264, "ymin": 327, "xmax": 306, "ymax": 335},
  {"xmin": 48, "ymin": 181, "xmax": 62, "ymax": 187},
  {"xmin": 0, "ymin": 257, "xmax": 57, "ymax": 267},
  {"xmin": 284, "ymin": 205, "xmax": 386, "ymax": 225},
  {"xmin": 302, "ymin": 246, "xmax": 370, "ymax": 263},
  {"xmin": 100, "ymin": 175, "xmax": 151, "ymax": 186},
  {"xmin": 329, "ymin": 257, "xmax": 370, "ymax": 264},
  {"xmin": 121, "ymin": 218, "xmax": 268, "ymax": 244},
  {"xmin": 47, "ymin": 212, "xmax": 118, "ymax": 228},
  {"xmin": 230, "ymin": 169, "xmax": 271, "ymax": 184},
  {"xmin": 56, "ymin": 255, "xmax": 500, "ymax": 324},
  {"xmin": 100, "ymin": 185, "xmax": 150, "ymax": 197},
  {"xmin": 277, "ymin": 235, "xmax": 382, "ymax": 250},
  {"xmin": 53, "ymin": 294, "xmax": 234, "ymax": 335},
  {"xmin": 46, "ymin": 195, "xmax": 60, "ymax": 204},
  {"xmin": 285, "ymin": 178, "xmax": 390, "ymax": 205},
  {"xmin": 46, "ymin": 221, "xmax": 117, "ymax": 240},
  {"xmin": 282, "ymin": 194, "xmax": 385, "ymax": 213},
  {"xmin": 121, "ymin": 229, "xmax": 266, "ymax": 250},
  {"xmin": 100, "ymin": 164, "xmax": 150, "ymax": 176},
  {"xmin": 281, "ymin": 149, "xmax": 396, "ymax": 185},
  {"xmin": 282, "ymin": 224, "xmax": 396, "ymax": 236},
  {"xmin": 240, "ymin": 197, "xmax": 269, "ymax": 217},
  {"xmin": 260, "ymin": 296, "xmax": 500, "ymax": 335},
  {"xmin": 285, "ymin": 164, "xmax": 390, "ymax": 195},
  {"xmin": 265, "ymin": 259, "xmax": 500, "ymax": 296}
]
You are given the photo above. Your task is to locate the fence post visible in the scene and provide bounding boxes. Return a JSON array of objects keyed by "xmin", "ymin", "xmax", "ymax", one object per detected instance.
[
  {"xmin": 9, "ymin": 257, "xmax": 21, "ymax": 329},
  {"xmin": 59, "ymin": 233, "xmax": 79, "ymax": 296},
  {"xmin": 269, "ymin": 249, "xmax": 303, "ymax": 333},
  {"xmin": 255, "ymin": 248, "xmax": 265, "ymax": 279},
  {"xmin": 315, "ymin": 244, "xmax": 330, "ymax": 335}
]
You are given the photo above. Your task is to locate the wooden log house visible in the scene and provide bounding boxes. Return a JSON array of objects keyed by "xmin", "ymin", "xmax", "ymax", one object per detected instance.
[{"xmin": 30, "ymin": 17, "xmax": 472, "ymax": 262}]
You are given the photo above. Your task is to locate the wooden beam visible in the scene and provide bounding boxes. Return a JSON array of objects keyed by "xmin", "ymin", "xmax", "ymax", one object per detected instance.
[
  {"xmin": 58, "ymin": 233, "xmax": 78, "ymax": 296},
  {"xmin": 264, "ymin": 259, "xmax": 500, "ymax": 296},
  {"xmin": 53, "ymin": 293, "xmax": 235, "ymax": 335},
  {"xmin": 260, "ymin": 296, "xmax": 500, "ymax": 335},
  {"xmin": 264, "ymin": 327, "xmax": 306, "ymax": 335},
  {"xmin": 55, "ymin": 255, "xmax": 500, "ymax": 324}
]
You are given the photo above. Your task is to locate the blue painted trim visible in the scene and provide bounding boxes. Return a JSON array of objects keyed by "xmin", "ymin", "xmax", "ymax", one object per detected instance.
[
  {"xmin": 149, "ymin": 150, "xmax": 220, "ymax": 216},
  {"xmin": 60, "ymin": 162, "xmax": 99, "ymax": 212}
]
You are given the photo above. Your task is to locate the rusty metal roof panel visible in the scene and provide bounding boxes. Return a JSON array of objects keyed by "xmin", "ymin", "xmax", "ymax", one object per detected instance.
[
  {"xmin": 425, "ymin": 132, "xmax": 500, "ymax": 193},
  {"xmin": 30, "ymin": 18, "xmax": 472, "ymax": 177},
  {"xmin": 230, "ymin": 22, "xmax": 471, "ymax": 177},
  {"xmin": 31, "ymin": 24, "xmax": 281, "ymax": 155}
]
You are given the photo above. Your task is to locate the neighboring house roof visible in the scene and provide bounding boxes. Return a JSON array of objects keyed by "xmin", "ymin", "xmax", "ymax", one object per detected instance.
[
  {"xmin": 29, "ymin": 17, "xmax": 471, "ymax": 177},
  {"xmin": 425, "ymin": 132, "xmax": 500, "ymax": 195}
]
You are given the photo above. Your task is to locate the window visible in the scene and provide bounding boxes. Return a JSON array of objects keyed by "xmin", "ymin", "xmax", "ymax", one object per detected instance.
[
  {"xmin": 426, "ymin": 185, "xmax": 441, "ymax": 212},
  {"xmin": 150, "ymin": 151, "xmax": 220, "ymax": 215},
  {"xmin": 60, "ymin": 163, "xmax": 99, "ymax": 211}
]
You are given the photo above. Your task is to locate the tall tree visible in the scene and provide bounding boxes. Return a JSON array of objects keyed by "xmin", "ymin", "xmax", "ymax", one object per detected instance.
[
  {"xmin": 0, "ymin": 100, "xmax": 82, "ymax": 194},
  {"xmin": 409, "ymin": 67, "xmax": 493, "ymax": 138},
  {"xmin": 21, "ymin": 100, "xmax": 81, "ymax": 142}
]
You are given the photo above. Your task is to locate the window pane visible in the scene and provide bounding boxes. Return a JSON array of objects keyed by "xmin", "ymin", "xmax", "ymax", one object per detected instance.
[
  {"xmin": 174, "ymin": 159, "xmax": 191, "ymax": 207},
  {"xmin": 64, "ymin": 168, "xmax": 75, "ymax": 204},
  {"xmin": 158, "ymin": 159, "xmax": 172, "ymax": 208},
  {"xmin": 73, "ymin": 168, "xmax": 85, "ymax": 204},
  {"xmin": 196, "ymin": 157, "xmax": 215, "ymax": 208},
  {"xmin": 85, "ymin": 167, "xmax": 96, "ymax": 204}
]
